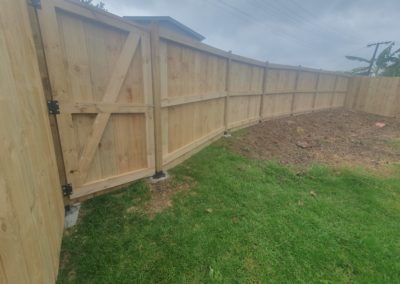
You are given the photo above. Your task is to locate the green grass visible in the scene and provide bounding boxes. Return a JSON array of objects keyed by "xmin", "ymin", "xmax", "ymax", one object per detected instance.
[{"xmin": 58, "ymin": 142, "xmax": 400, "ymax": 283}]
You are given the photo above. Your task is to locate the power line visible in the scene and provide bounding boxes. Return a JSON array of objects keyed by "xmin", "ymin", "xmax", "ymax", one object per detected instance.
[
  {"xmin": 252, "ymin": 0, "xmax": 356, "ymax": 43},
  {"xmin": 242, "ymin": 0, "xmax": 346, "ymax": 48},
  {"xmin": 286, "ymin": 0, "xmax": 357, "ymax": 42},
  {"xmin": 211, "ymin": 0, "xmax": 317, "ymax": 50}
]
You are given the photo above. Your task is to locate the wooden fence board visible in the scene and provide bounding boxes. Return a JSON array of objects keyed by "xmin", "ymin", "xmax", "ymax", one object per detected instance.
[
  {"xmin": 0, "ymin": 0, "xmax": 64, "ymax": 282},
  {"xmin": 346, "ymin": 77, "xmax": 400, "ymax": 117},
  {"xmin": 6, "ymin": 0, "xmax": 400, "ymax": 281},
  {"xmin": 34, "ymin": 0, "xmax": 350, "ymax": 201},
  {"xmin": 37, "ymin": 0, "xmax": 155, "ymax": 198}
]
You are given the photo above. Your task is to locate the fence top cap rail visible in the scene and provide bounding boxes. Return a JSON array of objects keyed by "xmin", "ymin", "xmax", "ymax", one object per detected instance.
[
  {"xmin": 65, "ymin": 0, "xmax": 351, "ymax": 78},
  {"xmin": 65, "ymin": 0, "xmax": 150, "ymax": 32},
  {"xmin": 267, "ymin": 63, "xmax": 351, "ymax": 77},
  {"xmin": 123, "ymin": 16, "xmax": 206, "ymax": 41}
]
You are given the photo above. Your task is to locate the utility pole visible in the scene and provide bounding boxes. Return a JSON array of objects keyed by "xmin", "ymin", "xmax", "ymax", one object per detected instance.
[{"xmin": 366, "ymin": 41, "xmax": 392, "ymax": 76}]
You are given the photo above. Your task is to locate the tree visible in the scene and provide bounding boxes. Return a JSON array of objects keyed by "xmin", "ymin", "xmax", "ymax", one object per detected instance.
[
  {"xmin": 80, "ymin": 0, "xmax": 106, "ymax": 11},
  {"xmin": 380, "ymin": 46, "xmax": 400, "ymax": 76},
  {"xmin": 346, "ymin": 42, "xmax": 400, "ymax": 77}
]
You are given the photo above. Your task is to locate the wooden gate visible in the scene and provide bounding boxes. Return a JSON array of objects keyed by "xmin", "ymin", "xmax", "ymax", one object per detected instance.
[{"xmin": 36, "ymin": 0, "xmax": 155, "ymax": 199}]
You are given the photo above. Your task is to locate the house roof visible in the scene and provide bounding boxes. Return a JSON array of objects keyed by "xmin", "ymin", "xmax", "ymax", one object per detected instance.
[{"xmin": 123, "ymin": 16, "xmax": 205, "ymax": 41}]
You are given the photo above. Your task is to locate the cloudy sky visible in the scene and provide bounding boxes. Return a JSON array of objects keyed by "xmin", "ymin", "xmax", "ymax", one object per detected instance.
[{"xmin": 98, "ymin": 0, "xmax": 399, "ymax": 72}]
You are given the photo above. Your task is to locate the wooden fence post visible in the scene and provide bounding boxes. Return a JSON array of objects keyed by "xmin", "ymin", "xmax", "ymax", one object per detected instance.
[
  {"xmin": 259, "ymin": 61, "xmax": 269, "ymax": 121},
  {"xmin": 224, "ymin": 51, "xmax": 232, "ymax": 133},
  {"xmin": 27, "ymin": 4, "xmax": 69, "ymax": 205},
  {"xmin": 150, "ymin": 23, "xmax": 165, "ymax": 177},
  {"xmin": 392, "ymin": 78, "xmax": 400, "ymax": 116},
  {"xmin": 311, "ymin": 70, "xmax": 321, "ymax": 112},
  {"xmin": 290, "ymin": 65, "xmax": 301, "ymax": 115},
  {"xmin": 330, "ymin": 75, "xmax": 339, "ymax": 108}
]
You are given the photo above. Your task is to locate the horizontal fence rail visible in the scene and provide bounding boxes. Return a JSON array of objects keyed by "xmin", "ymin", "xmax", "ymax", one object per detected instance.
[
  {"xmin": 28, "ymin": 0, "xmax": 351, "ymax": 201},
  {"xmin": 4, "ymin": 0, "xmax": 400, "ymax": 282},
  {"xmin": 155, "ymin": 33, "xmax": 350, "ymax": 170}
]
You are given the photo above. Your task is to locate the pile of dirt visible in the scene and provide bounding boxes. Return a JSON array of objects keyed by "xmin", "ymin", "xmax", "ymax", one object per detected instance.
[{"xmin": 227, "ymin": 109, "xmax": 400, "ymax": 171}]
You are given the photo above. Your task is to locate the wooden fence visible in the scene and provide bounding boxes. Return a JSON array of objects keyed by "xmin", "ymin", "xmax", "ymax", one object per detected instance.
[
  {"xmin": 28, "ymin": 0, "xmax": 351, "ymax": 201},
  {"xmin": 153, "ymin": 28, "xmax": 350, "ymax": 170},
  {"xmin": 1, "ymin": 0, "xmax": 64, "ymax": 283},
  {"xmin": 34, "ymin": 0, "xmax": 156, "ymax": 200},
  {"xmin": 4, "ymin": 0, "xmax": 400, "ymax": 282},
  {"xmin": 346, "ymin": 76, "xmax": 400, "ymax": 117}
]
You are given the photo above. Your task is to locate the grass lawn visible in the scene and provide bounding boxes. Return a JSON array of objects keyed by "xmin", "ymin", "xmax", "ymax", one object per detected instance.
[{"xmin": 58, "ymin": 140, "xmax": 400, "ymax": 283}]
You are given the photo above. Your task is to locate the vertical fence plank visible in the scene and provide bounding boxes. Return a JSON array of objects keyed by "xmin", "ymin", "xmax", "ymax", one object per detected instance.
[
  {"xmin": 311, "ymin": 70, "xmax": 321, "ymax": 112},
  {"xmin": 259, "ymin": 61, "xmax": 269, "ymax": 120},
  {"xmin": 393, "ymin": 79, "xmax": 400, "ymax": 116},
  {"xmin": 290, "ymin": 66, "xmax": 301, "ymax": 115},
  {"xmin": 159, "ymin": 41, "xmax": 169, "ymax": 161},
  {"xmin": 224, "ymin": 51, "xmax": 232, "ymax": 133},
  {"xmin": 141, "ymin": 34, "xmax": 156, "ymax": 170},
  {"xmin": 330, "ymin": 75, "xmax": 339, "ymax": 108},
  {"xmin": 27, "ymin": 4, "xmax": 69, "ymax": 205},
  {"xmin": 150, "ymin": 23, "xmax": 164, "ymax": 174},
  {"xmin": 349, "ymin": 77, "xmax": 362, "ymax": 111}
]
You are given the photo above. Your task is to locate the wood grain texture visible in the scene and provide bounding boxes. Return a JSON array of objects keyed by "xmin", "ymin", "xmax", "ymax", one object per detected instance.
[
  {"xmin": 37, "ymin": 0, "xmax": 156, "ymax": 198},
  {"xmin": 347, "ymin": 77, "xmax": 400, "ymax": 117},
  {"xmin": 36, "ymin": 0, "xmax": 349, "ymax": 201},
  {"xmin": 0, "ymin": 0, "xmax": 63, "ymax": 282}
]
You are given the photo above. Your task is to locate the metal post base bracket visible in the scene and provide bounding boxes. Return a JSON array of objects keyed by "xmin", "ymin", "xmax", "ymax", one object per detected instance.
[
  {"xmin": 149, "ymin": 171, "xmax": 168, "ymax": 183},
  {"xmin": 223, "ymin": 131, "xmax": 231, "ymax": 138}
]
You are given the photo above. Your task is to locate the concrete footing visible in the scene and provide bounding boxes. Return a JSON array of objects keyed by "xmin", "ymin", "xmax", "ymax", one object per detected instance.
[{"xmin": 64, "ymin": 203, "xmax": 81, "ymax": 229}]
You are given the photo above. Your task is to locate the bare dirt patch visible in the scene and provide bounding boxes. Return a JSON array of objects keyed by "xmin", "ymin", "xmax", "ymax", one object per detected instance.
[
  {"xmin": 126, "ymin": 177, "xmax": 194, "ymax": 218},
  {"xmin": 227, "ymin": 109, "xmax": 400, "ymax": 172}
]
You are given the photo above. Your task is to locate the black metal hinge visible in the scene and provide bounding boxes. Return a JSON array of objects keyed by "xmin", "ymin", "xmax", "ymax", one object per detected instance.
[
  {"xmin": 62, "ymin": 184, "xmax": 73, "ymax": 197},
  {"xmin": 47, "ymin": 100, "xmax": 60, "ymax": 115},
  {"xmin": 29, "ymin": 0, "xmax": 41, "ymax": 9}
]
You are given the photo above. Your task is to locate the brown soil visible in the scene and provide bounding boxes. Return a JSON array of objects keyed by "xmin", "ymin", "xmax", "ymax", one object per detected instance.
[
  {"xmin": 126, "ymin": 176, "xmax": 194, "ymax": 218},
  {"xmin": 227, "ymin": 109, "xmax": 400, "ymax": 172}
]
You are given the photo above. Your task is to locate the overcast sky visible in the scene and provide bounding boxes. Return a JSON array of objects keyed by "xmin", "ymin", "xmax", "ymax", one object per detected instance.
[{"xmin": 98, "ymin": 0, "xmax": 399, "ymax": 72}]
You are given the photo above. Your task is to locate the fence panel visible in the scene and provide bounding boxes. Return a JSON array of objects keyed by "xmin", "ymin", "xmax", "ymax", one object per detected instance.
[
  {"xmin": 33, "ymin": 0, "xmax": 351, "ymax": 199},
  {"xmin": 0, "ymin": 0, "xmax": 64, "ymax": 282},
  {"xmin": 293, "ymin": 71, "xmax": 318, "ymax": 114},
  {"xmin": 228, "ymin": 61, "xmax": 264, "ymax": 129},
  {"xmin": 262, "ymin": 69, "xmax": 298, "ymax": 118},
  {"xmin": 333, "ymin": 76, "xmax": 348, "ymax": 107},
  {"xmin": 36, "ymin": 0, "xmax": 155, "ymax": 199},
  {"xmin": 159, "ymin": 38, "xmax": 227, "ymax": 167},
  {"xmin": 346, "ymin": 77, "xmax": 400, "ymax": 117},
  {"xmin": 315, "ymin": 74, "xmax": 336, "ymax": 110}
]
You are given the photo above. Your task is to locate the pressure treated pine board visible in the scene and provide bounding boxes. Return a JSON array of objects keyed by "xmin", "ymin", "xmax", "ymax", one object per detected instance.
[
  {"xmin": 0, "ymin": 0, "xmax": 64, "ymax": 283},
  {"xmin": 37, "ymin": 0, "xmax": 155, "ymax": 198}
]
